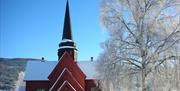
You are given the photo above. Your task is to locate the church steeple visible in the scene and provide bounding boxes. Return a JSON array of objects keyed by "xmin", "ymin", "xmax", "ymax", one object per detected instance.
[
  {"xmin": 62, "ymin": 0, "xmax": 72, "ymax": 40},
  {"xmin": 58, "ymin": 0, "xmax": 77, "ymax": 61}
]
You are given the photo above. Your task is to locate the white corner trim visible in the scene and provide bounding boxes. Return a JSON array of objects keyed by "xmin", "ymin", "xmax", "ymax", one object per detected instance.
[
  {"xmin": 49, "ymin": 68, "xmax": 84, "ymax": 91},
  {"xmin": 58, "ymin": 80, "xmax": 76, "ymax": 91}
]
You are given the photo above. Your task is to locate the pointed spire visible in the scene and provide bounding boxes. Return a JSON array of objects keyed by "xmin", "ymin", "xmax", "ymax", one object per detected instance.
[
  {"xmin": 62, "ymin": 0, "xmax": 72, "ymax": 40},
  {"xmin": 58, "ymin": 0, "xmax": 77, "ymax": 61}
]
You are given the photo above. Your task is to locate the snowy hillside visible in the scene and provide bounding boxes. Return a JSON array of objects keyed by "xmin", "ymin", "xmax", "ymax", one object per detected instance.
[{"xmin": 0, "ymin": 58, "xmax": 38, "ymax": 91}]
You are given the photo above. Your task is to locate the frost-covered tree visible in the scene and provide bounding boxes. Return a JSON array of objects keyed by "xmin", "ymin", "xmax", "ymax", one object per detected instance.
[{"xmin": 96, "ymin": 0, "xmax": 180, "ymax": 91}]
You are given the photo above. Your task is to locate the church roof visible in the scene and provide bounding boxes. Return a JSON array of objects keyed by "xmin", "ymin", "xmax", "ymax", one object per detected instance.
[{"xmin": 24, "ymin": 60, "xmax": 97, "ymax": 81}]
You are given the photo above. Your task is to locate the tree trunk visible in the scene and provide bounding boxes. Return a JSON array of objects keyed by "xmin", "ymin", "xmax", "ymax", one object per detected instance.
[{"xmin": 142, "ymin": 69, "xmax": 146, "ymax": 91}]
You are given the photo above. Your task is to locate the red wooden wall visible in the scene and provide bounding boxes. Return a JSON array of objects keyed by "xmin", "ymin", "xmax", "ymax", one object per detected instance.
[{"xmin": 26, "ymin": 81, "xmax": 50, "ymax": 91}]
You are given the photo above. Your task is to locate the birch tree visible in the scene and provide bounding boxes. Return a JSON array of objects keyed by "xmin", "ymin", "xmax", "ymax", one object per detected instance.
[{"xmin": 97, "ymin": 0, "xmax": 180, "ymax": 91}]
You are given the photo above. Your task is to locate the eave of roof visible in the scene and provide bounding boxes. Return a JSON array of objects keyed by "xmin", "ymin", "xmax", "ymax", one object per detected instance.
[{"xmin": 24, "ymin": 60, "xmax": 97, "ymax": 81}]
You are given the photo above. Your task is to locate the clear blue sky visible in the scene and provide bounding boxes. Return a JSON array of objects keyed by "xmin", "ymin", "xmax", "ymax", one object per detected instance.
[{"xmin": 0, "ymin": 0, "xmax": 108, "ymax": 61}]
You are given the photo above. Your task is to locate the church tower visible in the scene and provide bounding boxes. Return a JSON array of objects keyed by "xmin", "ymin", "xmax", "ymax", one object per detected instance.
[{"xmin": 58, "ymin": 0, "xmax": 77, "ymax": 61}]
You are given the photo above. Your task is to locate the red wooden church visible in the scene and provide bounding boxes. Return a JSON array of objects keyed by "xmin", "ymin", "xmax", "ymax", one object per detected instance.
[{"xmin": 24, "ymin": 1, "xmax": 100, "ymax": 91}]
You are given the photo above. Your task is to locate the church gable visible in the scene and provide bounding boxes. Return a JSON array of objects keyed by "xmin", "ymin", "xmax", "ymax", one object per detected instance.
[
  {"xmin": 58, "ymin": 81, "xmax": 76, "ymax": 91},
  {"xmin": 50, "ymin": 68, "xmax": 84, "ymax": 91},
  {"xmin": 48, "ymin": 52, "xmax": 86, "ymax": 89}
]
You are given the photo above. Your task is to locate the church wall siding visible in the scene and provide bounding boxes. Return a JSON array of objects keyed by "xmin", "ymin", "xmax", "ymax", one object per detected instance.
[
  {"xmin": 85, "ymin": 80, "xmax": 101, "ymax": 91},
  {"xmin": 26, "ymin": 81, "xmax": 50, "ymax": 91}
]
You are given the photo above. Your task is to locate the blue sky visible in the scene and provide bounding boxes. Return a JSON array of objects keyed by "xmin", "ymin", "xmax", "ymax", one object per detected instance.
[{"xmin": 0, "ymin": 0, "xmax": 108, "ymax": 61}]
